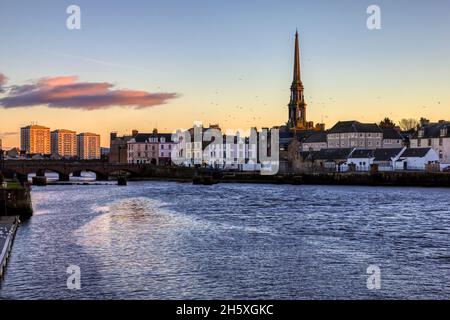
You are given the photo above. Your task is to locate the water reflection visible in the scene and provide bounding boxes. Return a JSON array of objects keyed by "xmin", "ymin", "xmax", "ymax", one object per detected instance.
[{"xmin": 1, "ymin": 182, "xmax": 450, "ymax": 299}]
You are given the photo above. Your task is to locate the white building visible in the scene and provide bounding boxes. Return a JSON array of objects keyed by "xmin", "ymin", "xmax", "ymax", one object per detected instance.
[
  {"xmin": 347, "ymin": 149, "xmax": 375, "ymax": 171},
  {"xmin": 175, "ymin": 125, "xmax": 266, "ymax": 172},
  {"xmin": 410, "ymin": 120, "xmax": 450, "ymax": 165},
  {"xmin": 395, "ymin": 147, "xmax": 440, "ymax": 171}
]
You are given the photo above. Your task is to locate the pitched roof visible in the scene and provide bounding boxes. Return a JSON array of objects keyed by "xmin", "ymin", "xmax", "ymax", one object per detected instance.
[
  {"xmin": 412, "ymin": 122, "xmax": 450, "ymax": 139},
  {"xmin": 373, "ymin": 148, "xmax": 404, "ymax": 161},
  {"xmin": 315, "ymin": 148, "xmax": 354, "ymax": 160},
  {"xmin": 400, "ymin": 147, "xmax": 432, "ymax": 158},
  {"xmin": 303, "ymin": 131, "xmax": 327, "ymax": 143},
  {"xmin": 329, "ymin": 121, "xmax": 382, "ymax": 134},
  {"xmin": 382, "ymin": 128, "xmax": 403, "ymax": 140},
  {"xmin": 158, "ymin": 133, "xmax": 174, "ymax": 143},
  {"xmin": 133, "ymin": 133, "xmax": 153, "ymax": 143},
  {"xmin": 132, "ymin": 133, "xmax": 175, "ymax": 143},
  {"xmin": 349, "ymin": 149, "xmax": 375, "ymax": 159}
]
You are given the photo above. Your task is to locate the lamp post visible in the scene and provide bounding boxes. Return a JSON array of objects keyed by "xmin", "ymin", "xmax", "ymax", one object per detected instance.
[{"xmin": 0, "ymin": 149, "xmax": 6, "ymax": 216}]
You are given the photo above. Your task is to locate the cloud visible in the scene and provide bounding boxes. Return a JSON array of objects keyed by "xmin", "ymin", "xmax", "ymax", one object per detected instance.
[
  {"xmin": 0, "ymin": 74, "xmax": 178, "ymax": 110},
  {"xmin": 0, "ymin": 131, "xmax": 17, "ymax": 137},
  {"xmin": 0, "ymin": 73, "xmax": 7, "ymax": 93}
]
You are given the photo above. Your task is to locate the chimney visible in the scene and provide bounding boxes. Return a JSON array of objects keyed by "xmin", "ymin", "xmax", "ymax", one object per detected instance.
[
  {"xmin": 420, "ymin": 118, "xmax": 430, "ymax": 127},
  {"xmin": 132, "ymin": 130, "xmax": 139, "ymax": 137}
]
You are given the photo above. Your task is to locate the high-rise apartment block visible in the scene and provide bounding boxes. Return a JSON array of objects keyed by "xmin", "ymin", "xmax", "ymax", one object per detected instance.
[
  {"xmin": 77, "ymin": 133, "xmax": 101, "ymax": 160},
  {"xmin": 20, "ymin": 125, "xmax": 51, "ymax": 155},
  {"xmin": 51, "ymin": 129, "xmax": 77, "ymax": 158}
]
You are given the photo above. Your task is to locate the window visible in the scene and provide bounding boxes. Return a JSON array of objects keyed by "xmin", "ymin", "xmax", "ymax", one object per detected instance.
[
  {"xmin": 418, "ymin": 130, "xmax": 424, "ymax": 138},
  {"xmin": 418, "ymin": 139, "xmax": 421, "ymax": 147},
  {"xmin": 439, "ymin": 138, "xmax": 443, "ymax": 146},
  {"xmin": 428, "ymin": 139, "xmax": 432, "ymax": 146}
]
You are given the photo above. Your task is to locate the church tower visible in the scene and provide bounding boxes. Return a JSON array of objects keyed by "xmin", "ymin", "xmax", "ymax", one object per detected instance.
[{"xmin": 288, "ymin": 31, "xmax": 309, "ymax": 130}]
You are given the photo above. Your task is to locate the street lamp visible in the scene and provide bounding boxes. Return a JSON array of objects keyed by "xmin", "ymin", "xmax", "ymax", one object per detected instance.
[{"xmin": 0, "ymin": 148, "xmax": 6, "ymax": 216}]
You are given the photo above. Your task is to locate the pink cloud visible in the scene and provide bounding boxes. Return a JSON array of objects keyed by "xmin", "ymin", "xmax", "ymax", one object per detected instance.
[
  {"xmin": 0, "ymin": 73, "xmax": 7, "ymax": 92},
  {"xmin": 0, "ymin": 74, "xmax": 178, "ymax": 110}
]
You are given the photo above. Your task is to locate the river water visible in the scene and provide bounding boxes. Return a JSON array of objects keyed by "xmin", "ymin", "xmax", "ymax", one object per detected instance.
[{"xmin": 0, "ymin": 181, "xmax": 450, "ymax": 299}]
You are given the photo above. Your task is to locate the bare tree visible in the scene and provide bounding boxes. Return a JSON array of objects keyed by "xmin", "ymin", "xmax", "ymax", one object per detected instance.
[
  {"xmin": 287, "ymin": 138, "xmax": 301, "ymax": 163},
  {"xmin": 399, "ymin": 118, "xmax": 419, "ymax": 131}
]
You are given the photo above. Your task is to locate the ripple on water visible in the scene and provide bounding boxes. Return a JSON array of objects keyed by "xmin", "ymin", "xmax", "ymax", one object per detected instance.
[{"xmin": 1, "ymin": 182, "xmax": 450, "ymax": 299}]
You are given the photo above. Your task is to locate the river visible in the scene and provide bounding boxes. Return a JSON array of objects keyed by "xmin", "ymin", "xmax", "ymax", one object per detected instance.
[{"xmin": 1, "ymin": 181, "xmax": 450, "ymax": 299}]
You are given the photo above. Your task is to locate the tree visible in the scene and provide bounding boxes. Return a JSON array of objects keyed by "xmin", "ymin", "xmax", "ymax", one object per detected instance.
[
  {"xmin": 287, "ymin": 138, "xmax": 300, "ymax": 163},
  {"xmin": 379, "ymin": 117, "xmax": 396, "ymax": 129},
  {"xmin": 399, "ymin": 118, "xmax": 419, "ymax": 131}
]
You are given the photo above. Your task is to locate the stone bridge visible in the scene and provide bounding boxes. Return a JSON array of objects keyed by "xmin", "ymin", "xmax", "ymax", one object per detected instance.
[{"xmin": 1, "ymin": 160, "xmax": 164, "ymax": 181}]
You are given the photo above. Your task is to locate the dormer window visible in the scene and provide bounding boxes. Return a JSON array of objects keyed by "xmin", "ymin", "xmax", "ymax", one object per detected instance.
[
  {"xmin": 418, "ymin": 129, "xmax": 424, "ymax": 138},
  {"xmin": 441, "ymin": 128, "xmax": 448, "ymax": 137}
]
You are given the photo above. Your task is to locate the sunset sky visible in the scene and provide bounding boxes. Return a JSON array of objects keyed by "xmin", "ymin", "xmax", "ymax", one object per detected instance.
[{"xmin": 1, "ymin": 0, "xmax": 450, "ymax": 147}]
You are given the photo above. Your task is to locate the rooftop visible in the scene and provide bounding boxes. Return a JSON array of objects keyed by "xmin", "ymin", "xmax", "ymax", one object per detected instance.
[
  {"xmin": 412, "ymin": 121, "xmax": 450, "ymax": 139},
  {"xmin": 315, "ymin": 148, "xmax": 354, "ymax": 160},
  {"xmin": 400, "ymin": 147, "xmax": 432, "ymax": 158},
  {"xmin": 329, "ymin": 121, "xmax": 382, "ymax": 134},
  {"xmin": 373, "ymin": 148, "xmax": 404, "ymax": 161}
]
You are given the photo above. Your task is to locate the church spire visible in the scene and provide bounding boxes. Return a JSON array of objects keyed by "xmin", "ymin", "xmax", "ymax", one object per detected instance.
[
  {"xmin": 293, "ymin": 30, "xmax": 301, "ymax": 83},
  {"xmin": 288, "ymin": 30, "xmax": 307, "ymax": 130}
]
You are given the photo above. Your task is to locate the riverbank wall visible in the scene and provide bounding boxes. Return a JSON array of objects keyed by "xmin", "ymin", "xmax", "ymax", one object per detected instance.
[
  {"xmin": 0, "ymin": 216, "xmax": 19, "ymax": 279},
  {"xmin": 0, "ymin": 183, "xmax": 33, "ymax": 217},
  {"xmin": 127, "ymin": 168, "xmax": 450, "ymax": 188},
  {"xmin": 216, "ymin": 171, "xmax": 450, "ymax": 187}
]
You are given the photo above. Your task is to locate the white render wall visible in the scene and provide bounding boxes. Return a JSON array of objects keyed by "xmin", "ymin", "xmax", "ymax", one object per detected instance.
[{"xmin": 410, "ymin": 137, "xmax": 450, "ymax": 164}]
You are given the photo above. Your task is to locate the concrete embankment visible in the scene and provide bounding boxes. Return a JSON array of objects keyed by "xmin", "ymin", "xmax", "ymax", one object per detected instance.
[{"xmin": 0, "ymin": 216, "xmax": 19, "ymax": 279}]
